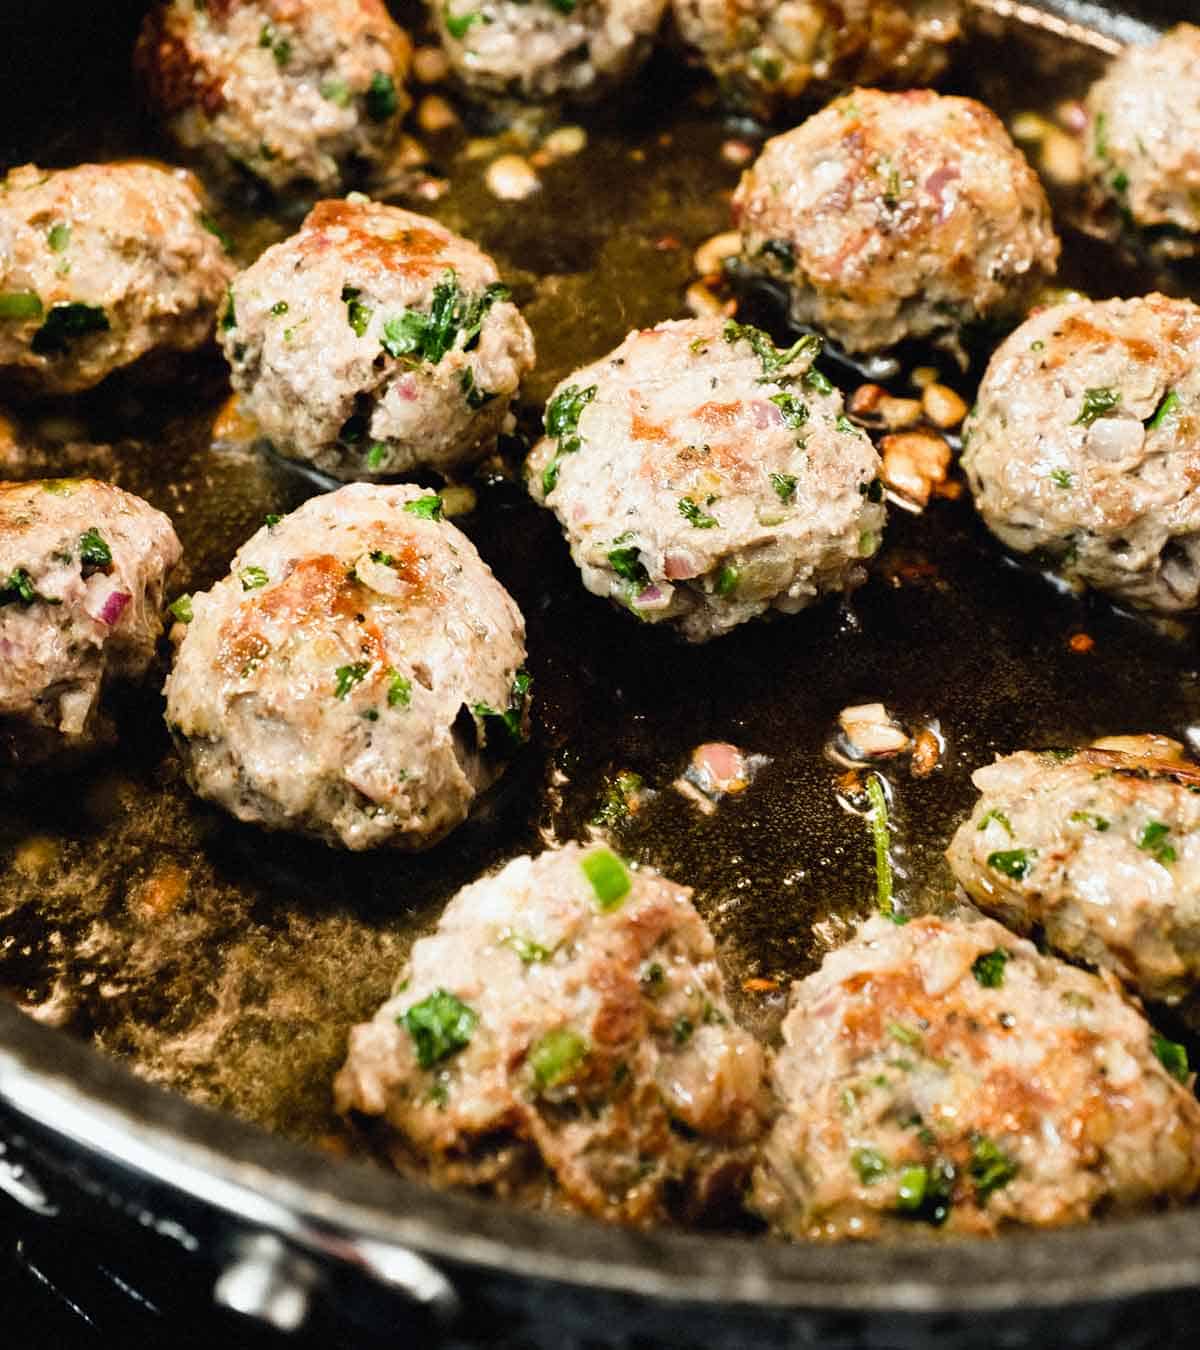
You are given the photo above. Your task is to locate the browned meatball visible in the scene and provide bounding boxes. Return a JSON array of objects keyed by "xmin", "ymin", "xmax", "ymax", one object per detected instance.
[
  {"xmin": 671, "ymin": 0, "xmax": 963, "ymax": 120},
  {"xmin": 946, "ymin": 740, "xmax": 1200, "ymax": 1005},
  {"xmin": 0, "ymin": 478, "xmax": 181, "ymax": 762},
  {"xmin": 732, "ymin": 88, "xmax": 1060, "ymax": 355},
  {"xmin": 961, "ymin": 294, "xmax": 1200, "ymax": 616},
  {"xmin": 0, "ymin": 162, "xmax": 233, "ymax": 395},
  {"xmin": 220, "ymin": 199, "xmax": 536, "ymax": 479},
  {"xmin": 135, "ymin": 0, "xmax": 412, "ymax": 194},
  {"xmin": 753, "ymin": 914, "xmax": 1200, "ymax": 1242},
  {"xmin": 335, "ymin": 844, "xmax": 766, "ymax": 1222},
  {"xmin": 1084, "ymin": 24, "xmax": 1200, "ymax": 258}
]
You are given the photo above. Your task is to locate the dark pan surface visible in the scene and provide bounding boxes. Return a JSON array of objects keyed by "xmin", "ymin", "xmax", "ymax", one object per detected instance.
[{"xmin": 1, "ymin": 0, "xmax": 1200, "ymax": 1247}]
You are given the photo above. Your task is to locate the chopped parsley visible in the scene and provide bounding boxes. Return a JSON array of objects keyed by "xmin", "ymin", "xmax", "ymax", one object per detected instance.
[
  {"xmin": 239, "ymin": 565, "xmax": 269, "ymax": 591},
  {"xmin": 987, "ymin": 848, "xmax": 1036, "ymax": 881},
  {"xmin": 969, "ymin": 1134, "xmax": 1017, "ymax": 1201},
  {"xmin": 404, "ymin": 494, "xmax": 444, "ymax": 520},
  {"xmin": 265, "ymin": 514, "xmax": 281, "ymax": 528},
  {"xmin": 971, "ymin": 948, "xmax": 1009, "ymax": 988},
  {"xmin": 541, "ymin": 382, "xmax": 598, "ymax": 494},
  {"xmin": 581, "ymin": 846, "xmax": 631, "ymax": 911},
  {"xmin": 770, "ymin": 471, "xmax": 797, "ymax": 502},
  {"xmin": 672, "ymin": 1015, "xmax": 694, "ymax": 1045},
  {"xmin": 803, "ymin": 367, "xmax": 834, "ymax": 396},
  {"xmin": 341, "ymin": 284, "xmax": 373, "ymax": 338},
  {"xmin": 678, "ymin": 496, "xmax": 718, "ymax": 529},
  {"xmin": 1073, "ymin": 387, "xmax": 1121, "ymax": 426},
  {"xmin": 851, "ymin": 1147, "xmax": 888, "ymax": 1185},
  {"xmin": 977, "ymin": 808, "xmax": 1013, "ymax": 836},
  {"xmin": 381, "ymin": 271, "xmax": 509, "ymax": 365},
  {"xmin": 1151, "ymin": 1032, "xmax": 1190, "ymax": 1083},
  {"xmin": 1148, "ymin": 390, "xmax": 1181, "ymax": 431},
  {"xmin": 607, "ymin": 544, "xmax": 649, "ymax": 588},
  {"xmin": 460, "ymin": 367, "xmax": 494, "ymax": 410},
  {"xmin": 366, "ymin": 443, "xmax": 389, "ymax": 471},
  {"xmin": 198, "ymin": 212, "xmax": 231, "ymax": 252},
  {"xmin": 1137, "ymin": 820, "xmax": 1176, "ymax": 865},
  {"xmin": 169, "ymin": 594, "xmax": 193, "ymax": 623},
  {"xmin": 31, "ymin": 302, "xmax": 109, "ymax": 355},
  {"xmin": 769, "ymin": 392, "xmax": 809, "ymax": 428},
  {"xmin": 259, "ymin": 22, "xmax": 291, "ymax": 65},
  {"xmin": 471, "ymin": 668, "xmax": 532, "ymax": 747},
  {"xmin": 722, "ymin": 319, "xmax": 822, "ymax": 381},
  {"xmin": 860, "ymin": 477, "xmax": 883, "ymax": 503},
  {"xmin": 0, "ymin": 568, "xmax": 47, "ymax": 607},
  {"xmin": 365, "ymin": 71, "xmax": 399, "ymax": 122},
  {"xmin": 78, "ymin": 527, "xmax": 111, "ymax": 571},
  {"xmin": 835, "ymin": 414, "xmax": 856, "ymax": 435},
  {"xmin": 445, "ymin": 5, "xmax": 484, "ymax": 37},
  {"xmin": 334, "ymin": 662, "xmax": 371, "ymax": 700},
  {"xmin": 529, "ymin": 1028, "xmax": 588, "ymax": 1089},
  {"xmin": 387, "ymin": 669, "xmax": 412, "ymax": 709},
  {"xmin": 220, "ymin": 288, "xmax": 236, "ymax": 332},
  {"xmin": 401, "ymin": 990, "xmax": 478, "ymax": 1069}
]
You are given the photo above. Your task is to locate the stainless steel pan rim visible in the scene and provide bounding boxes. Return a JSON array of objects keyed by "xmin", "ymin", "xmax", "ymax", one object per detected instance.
[{"xmin": 4, "ymin": 998, "xmax": 1200, "ymax": 1317}]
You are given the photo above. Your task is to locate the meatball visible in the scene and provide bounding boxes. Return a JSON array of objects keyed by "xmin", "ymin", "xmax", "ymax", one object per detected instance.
[
  {"xmin": 334, "ymin": 843, "xmax": 765, "ymax": 1222},
  {"xmin": 732, "ymin": 89, "xmax": 1060, "ymax": 356},
  {"xmin": 1084, "ymin": 24, "xmax": 1200, "ymax": 257},
  {"xmin": 163, "ymin": 483, "xmax": 529, "ymax": 851},
  {"xmin": 434, "ymin": 0, "xmax": 666, "ymax": 102},
  {"xmin": 220, "ymin": 199, "xmax": 536, "ymax": 480},
  {"xmin": 946, "ymin": 741, "xmax": 1200, "ymax": 1005},
  {"xmin": 753, "ymin": 913, "xmax": 1200, "ymax": 1241},
  {"xmin": 0, "ymin": 162, "xmax": 233, "ymax": 396},
  {"xmin": 671, "ymin": 0, "xmax": 962, "ymax": 121},
  {"xmin": 135, "ymin": 0, "xmax": 411, "ymax": 195},
  {"xmin": 961, "ymin": 294, "xmax": 1200, "ymax": 615},
  {"xmin": 0, "ymin": 478, "xmax": 181, "ymax": 762},
  {"xmin": 526, "ymin": 317, "xmax": 885, "ymax": 643}
]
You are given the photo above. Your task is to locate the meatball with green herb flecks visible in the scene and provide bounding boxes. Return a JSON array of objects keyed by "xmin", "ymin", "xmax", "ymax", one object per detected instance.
[
  {"xmin": 163, "ymin": 483, "xmax": 529, "ymax": 851},
  {"xmin": 961, "ymin": 293, "xmax": 1200, "ymax": 615},
  {"xmin": 0, "ymin": 478, "xmax": 181, "ymax": 763},
  {"xmin": 334, "ymin": 843, "xmax": 766, "ymax": 1223},
  {"xmin": 433, "ymin": 0, "xmax": 667, "ymax": 102},
  {"xmin": 0, "ymin": 161, "xmax": 233, "ymax": 395},
  {"xmin": 135, "ymin": 0, "xmax": 412, "ymax": 195},
  {"xmin": 946, "ymin": 742, "xmax": 1200, "ymax": 1004},
  {"xmin": 753, "ymin": 912, "xmax": 1200, "ymax": 1242},
  {"xmin": 1084, "ymin": 24, "xmax": 1200, "ymax": 258},
  {"xmin": 731, "ymin": 88, "xmax": 1059, "ymax": 356},
  {"xmin": 671, "ymin": 0, "xmax": 963, "ymax": 121},
  {"xmin": 526, "ymin": 316, "xmax": 885, "ymax": 643},
  {"xmin": 220, "ymin": 199, "xmax": 535, "ymax": 479}
]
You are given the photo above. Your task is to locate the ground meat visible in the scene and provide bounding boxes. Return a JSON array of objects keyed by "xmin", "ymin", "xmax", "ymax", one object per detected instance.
[
  {"xmin": 433, "ymin": 0, "xmax": 666, "ymax": 102},
  {"xmin": 961, "ymin": 293, "xmax": 1200, "ymax": 615},
  {"xmin": 334, "ymin": 843, "xmax": 765, "ymax": 1222},
  {"xmin": 135, "ymin": 0, "xmax": 411, "ymax": 195},
  {"xmin": 163, "ymin": 483, "xmax": 528, "ymax": 851},
  {"xmin": 946, "ymin": 743, "xmax": 1200, "ymax": 1005},
  {"xmin": 1084, "ymin": 24, "xmax": 1200, "ymax": 258},
  {"xmin": 671, "ymin": 0, "xmax": 962, "ymax": 121},
  {"xmin": 0, "ymin": 162, "xmax": 233, "ymax": 396},
  {"xmin": 753, "ymin": 912, "xmax": 1200, "ymax": 1241},
  {"xmin": 0, "ymin": 478, "xmax": 181, "ymax": 762},
  {"xmin": 221, "ymin": 199, "xmax": 535, "ymax": 480},
  {"xmin": 731, "ymin": 88, "xmax": 1060, "ymax": 356},
  {"xmin": 526, "ymin": 317, "xmax": 885, "ymax": 643}
]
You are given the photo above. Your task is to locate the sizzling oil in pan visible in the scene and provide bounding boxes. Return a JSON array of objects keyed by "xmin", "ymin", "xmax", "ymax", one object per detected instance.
[{"xmin": 0, "ymin": 7, "xmax": 1199, "ymax": 1200}]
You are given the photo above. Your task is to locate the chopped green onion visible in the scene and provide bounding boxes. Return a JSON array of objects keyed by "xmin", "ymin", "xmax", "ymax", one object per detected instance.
[
  {"xmin": 387, "ymin": 669, "xmax": 412, "ymax": 709},
  {"xmin": 971, "ymin": 948, "xmax": 1009, "ymax": 988},
  {"xmin": 444, "ymin": 5, "xmax": 483, "ymax": 37},
  {"xmin": 867, "ymin": 773, "xmax": 898, "ymax": 921},
  {"xmin": 715, "ymin": 563, "xmax": 739, "ymax": 596},
  {"xmin": 581, "ymin": 847, "xmax": 631, "ymax": 911},
  {"xmin": 78, "ymin": 527, "xmax": 112, "ymax": 570},
  {"xmin": 169, "ymin": 594, "xmax": 194, "ymax": 623},
  {"xmin": 851, "ymin": 1147, "xmax": 888, "ymax": 1185},
  {"xmin": 769, "ymin": 392, "xmax": 809, "ymax": 428},
  {"xmin": 969, "ymin": 1134, "xmax": 1017, "ymax": 1200},
  {"xmin": 366, "ymin": 71, "xmax": 398, "ymax": 121},
  {"xmin": 678, "ymin": 496, "xmax": 718, "ymax": 529},
  {"xmin": 507, "ymin": 934, "xmax": 553, "ymax": 964},
  {"xmin": 47, "ymin": 223, "xmax": 70, "ymax": 253},
  {"xmin": 977, "ymin": 808, "xmax": 1013, "ymax": 836},
  {"xmin": 1152, "ymin": 1032, "xmax": 1190, "ymax": 1083},
  {"xmin": 239, "ymin": 565, "xmax": 269, "ymax": 590},
  {"xmin": 32, "ymin": 302, "xmax": 109, "ymax": 355},
  {"xmin": 529, "ymin": 1027, "xmax": 588, "ymax": 1088},
  {"xmin": 1073, "ymin": 387, "xmax": 1120, "ymax": 426},
  {"xmin": 334, "ymin": 662, "xmax": 370, "ymax": 699},
  {"xmin": 987, "ymin": 848, "xmax": 1036, "ymax": 880},
  {"xmin": 0, "ymin": 291, "xmax": 43, "ymax": 321},
  {"xmin": 1148, "ymin": 390, "xmax": 1181, "ymax": 431},
  {"xmin": 1137, "ymin": 820, "xmax": 1176, "ymax": 865},
  {"xmin": 319, "ymin": 78, "xmax": 351, "ymax": 106},
  {"xmin": 404, "ymin": 494, "xmax": 444, "ymax": 521},
  {"xmin": 770, "ymin": 471, "xmax": 797, "ymax": 502}
]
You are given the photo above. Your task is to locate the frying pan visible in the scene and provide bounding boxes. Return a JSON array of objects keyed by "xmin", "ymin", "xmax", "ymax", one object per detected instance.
[{"xmin": 2, "ymin": 0, "xmax": 1200, "ymax": 1343}]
